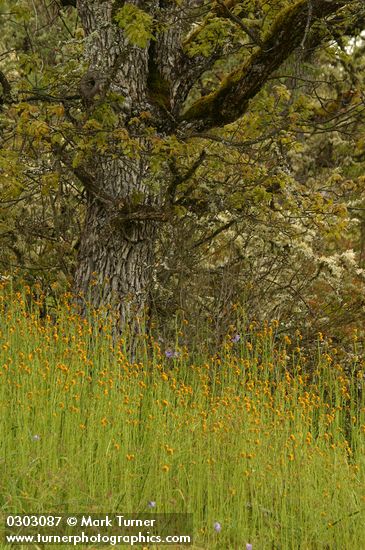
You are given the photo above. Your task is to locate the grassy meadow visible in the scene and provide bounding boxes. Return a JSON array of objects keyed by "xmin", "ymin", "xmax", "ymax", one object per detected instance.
[{"xmin": 0, "ymin": 283, "xmax": 365, "ymax": 549}]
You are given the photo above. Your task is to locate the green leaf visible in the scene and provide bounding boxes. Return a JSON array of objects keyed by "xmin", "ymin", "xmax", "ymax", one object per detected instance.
[{"xmin": 115, "ymin": 4, "xmax": 153, "ymax": 48}]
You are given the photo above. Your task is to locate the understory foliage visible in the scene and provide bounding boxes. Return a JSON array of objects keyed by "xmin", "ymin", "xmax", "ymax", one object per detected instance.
[
  {"xmin": 1, "ymin": 285, "xmax": 365, "ymax": 548},
  {"xmin": 0, "ymin": 0, "xmax": 365, "ymax": 346}
]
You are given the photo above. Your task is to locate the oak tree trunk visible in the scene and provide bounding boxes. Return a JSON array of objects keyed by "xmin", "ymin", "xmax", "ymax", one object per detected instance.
[
  {"xmin": 73, "ymin": 0, "xmax": 166, "ymax": 331},
  {"xmin": 74, "ymin": 197, "xmax": 157, "ymax": 328}
]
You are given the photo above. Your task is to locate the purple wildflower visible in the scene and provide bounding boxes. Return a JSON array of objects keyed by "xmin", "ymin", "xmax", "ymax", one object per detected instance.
[
  {"xmin": 147, "ymin": 501, "xmax": 156, "ymax": 508},
  {"xmin": 165, "ymin": 349, "xmax": 180, "ymax": 359},
  {"xmin": 246, "ymin": 544, "xmax": 253, "ymax": 550},
  {"xmin": 231, "ymin": 333, "xmax": 240, "ymax": 343},
  {"xmin": 213, "ymin": 521, "xmax": 222, "ymax": 533}
]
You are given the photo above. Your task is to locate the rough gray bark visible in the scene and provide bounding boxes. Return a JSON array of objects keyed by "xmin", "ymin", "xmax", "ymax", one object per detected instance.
[
  {"xmin": 73, "ymin": 0, "xmax": 203, "ymax": 331},
  {"xmin": 74, "ymin": 1, "xmax": 159, "ymax": 330}
]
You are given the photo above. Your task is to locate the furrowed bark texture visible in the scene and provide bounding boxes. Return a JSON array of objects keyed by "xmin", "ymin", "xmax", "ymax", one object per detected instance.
[
  {"xmin": 74, "ymin": 0, "xmax": 158, "ymax": 328},
  {"xmin": 75, "ymin": 197, "xmax": 156, "ymax": 328},
  {"xmin": 73, "ymin": 0, "xmax": 202, "ymax": 330}
]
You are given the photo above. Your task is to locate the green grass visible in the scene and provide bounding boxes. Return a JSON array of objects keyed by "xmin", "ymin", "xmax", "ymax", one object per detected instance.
[{"xmin": 0, "ymin": 284, "xmax": 365, "ymax": 548}]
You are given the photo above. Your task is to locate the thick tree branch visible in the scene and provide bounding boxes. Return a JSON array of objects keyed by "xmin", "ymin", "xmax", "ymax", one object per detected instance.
[
  {"xmin": 117, "ymin": 205, "xmax": 171, "ymax": 223},
  {"xmin": 180, "ymin": 0, "xmax": 354, "ymax": 132}
]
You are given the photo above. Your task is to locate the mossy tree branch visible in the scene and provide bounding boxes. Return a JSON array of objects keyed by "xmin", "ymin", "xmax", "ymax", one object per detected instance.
[{"xmin": 180, "ymin": 0, "xmax": 355, "ymax": 132}]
